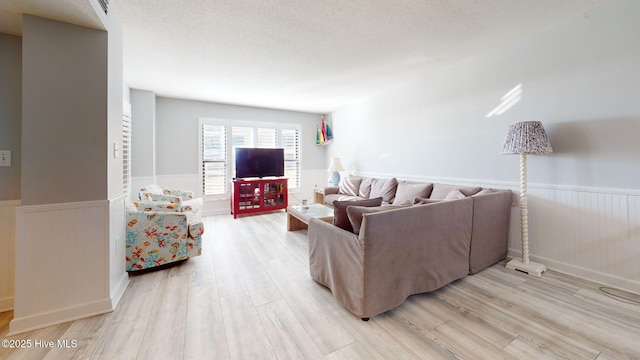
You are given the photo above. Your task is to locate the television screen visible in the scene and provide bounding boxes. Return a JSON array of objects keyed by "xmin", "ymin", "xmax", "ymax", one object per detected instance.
[{"xmin": 235, "ymin": 148, "xmax": 285, "ymax": 179}]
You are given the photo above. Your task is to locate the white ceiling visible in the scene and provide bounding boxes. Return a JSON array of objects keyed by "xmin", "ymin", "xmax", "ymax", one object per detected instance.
[{"xmin": 3, "ymin": 0, "xmax": 609, "ymax": 114}]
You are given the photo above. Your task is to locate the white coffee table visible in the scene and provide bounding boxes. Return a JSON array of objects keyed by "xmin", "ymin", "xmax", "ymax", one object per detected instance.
[{"xmin": 287, "ymin": 204, "xmax": 334, "ymax": 231}]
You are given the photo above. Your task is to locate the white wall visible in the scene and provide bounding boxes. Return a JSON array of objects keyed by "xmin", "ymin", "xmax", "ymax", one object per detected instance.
[
  {"xmin": 0, "ymin": 33, "xmax": 21, "ymax": 201},
  {"xmin": 328, "ymin": 1, "xmax": 640, "ymax": 292}
]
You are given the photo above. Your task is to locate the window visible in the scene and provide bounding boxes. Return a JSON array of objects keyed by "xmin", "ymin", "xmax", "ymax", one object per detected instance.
[
  {"xmin": 199, "ymin": 119, "xmax": 301, "ymax": 197},
  {"xmin": 201, "ymin": 124, "xmax": 227, "ymax": 196}
]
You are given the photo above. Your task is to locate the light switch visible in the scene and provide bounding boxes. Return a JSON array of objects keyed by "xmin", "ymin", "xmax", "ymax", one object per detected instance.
[{"xmin": 0, "ymin": 150, "xmax": 11, "ymax": 167}]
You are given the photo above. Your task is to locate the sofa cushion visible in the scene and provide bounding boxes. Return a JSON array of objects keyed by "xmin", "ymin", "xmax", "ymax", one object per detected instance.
[
  {"xmin": 414, "ymin": 197, "xmax": 443, "ymax": 205},
  {"xmin": 472, "ymin": 188, "xmax": 497, "ymax": 196},
  {"xmin": 339, "ymin": 176, "xmax": 362, "ymax": 196},
  {"xmin": 333, "ymin": 197, "xmax": 383, "ymax": 232},
  {"xmin": 358, "ymin": 178, "xmax": 373, "ymax": 198},
  {"xmin": 430, "ymin": 184, "xmax": 481, "ymax": 200},
  {"xmin": 370, "ymin": 178, "xmax": 398, "ymax": 203},
  {"xmin": 393, "ymin": 182, "xmax": 433, "ymax": 205},
  {"xmin": 347, "ymin": 203, "xmax": 412, "ymax": 235},
  {"xmin": 445, "ymin": 189, "xmax": 466, "ymax": 200}
]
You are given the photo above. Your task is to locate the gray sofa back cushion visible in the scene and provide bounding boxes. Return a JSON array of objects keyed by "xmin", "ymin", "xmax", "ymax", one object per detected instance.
[
  {"xmin": 430, "ymin": 183, "xmax": 481, "ymax": 200},
  {"xmin": 392, "ymin": 182, "xmax": 433, "ymax": 204},
  {"xmin": 369, "ymin": 177, "xmax": 398, "ymax": 203},
  {"xmin": 358, "ymin": 178, "xmax": 373, "ymax": 198},
  {"xmin": 339, "ymin": 176, "xmax": 362, "ymax": 196}
]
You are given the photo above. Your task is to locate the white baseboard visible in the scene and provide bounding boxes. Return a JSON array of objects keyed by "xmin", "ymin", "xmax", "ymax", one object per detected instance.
[
  {"xmin": 8, "ymin": 298, "xmax": 113, "ymax": 336},
  {"xmin": 0, "ymin": 296, "xmax": 13, "ymax": 312},
  {"xmin": 508, "ymin": 249, "xmax": 640, "ymax": 295},
  {"xmin": 110, "ymin": 274, "xmax": 129, "ymax": 310}
]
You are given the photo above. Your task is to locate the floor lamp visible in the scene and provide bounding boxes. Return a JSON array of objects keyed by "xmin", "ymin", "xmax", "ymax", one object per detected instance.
[{"xmin": 501, "ymin": 121, "xmax": 553, "ymax": 277}]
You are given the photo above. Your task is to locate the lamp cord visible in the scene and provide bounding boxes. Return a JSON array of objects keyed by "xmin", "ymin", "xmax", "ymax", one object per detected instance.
[{"xmin": 598, "ymin": 287, "xmax": 640, "ymax": 305}]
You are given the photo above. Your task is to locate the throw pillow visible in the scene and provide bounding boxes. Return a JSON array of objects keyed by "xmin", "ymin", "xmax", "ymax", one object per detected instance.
[
  {"xmin": 369, "ymin": 177, "xmax": 399, "ymax": 203},
  {"xmin": 393, "ymin": 182, "xmax": 433, "ymax": 205},
  {"xmin": 358, "ymin": 177, "xmax": 373, "ymax": 198},
  {"xmin": 472, "ymin": 188, "xmax": 496, "ymax": 196},
  {"xmin": 430, "ymin": 184, "xmax": 481, "ymax": 199},
  {"xmin": 339, "ymin": 176, "xmax": 363, "ymax": 196},
  {"xmin": 347, "ymin": 203, "xmax": 411, "ymax": 235},
  {"xmin": 445, "ymin": 189, "xmax": 466, "ymax": 200},
  {"xmin": 333, "ymin": 197, "xmax": 383, "ymax": 232}
]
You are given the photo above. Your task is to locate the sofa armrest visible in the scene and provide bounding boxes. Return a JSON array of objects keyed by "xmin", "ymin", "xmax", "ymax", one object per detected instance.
[
  {"xmin": 469, "ymin": 190, "xmax": 512, "ymax": 274},
  {"xmin": 324, "ymin": 186, "xmax": 340, "ymax": 195}
]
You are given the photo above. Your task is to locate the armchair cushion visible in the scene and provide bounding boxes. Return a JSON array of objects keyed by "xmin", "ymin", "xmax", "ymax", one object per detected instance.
[{"xmin": 138, "ymin": 185, "xmax": 202, "ymax": 217}]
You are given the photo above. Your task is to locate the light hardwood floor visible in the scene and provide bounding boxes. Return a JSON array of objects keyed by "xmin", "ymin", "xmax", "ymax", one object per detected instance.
[{"xmin": 1, "ymin": 212, "xmax": 639, "ymax": 359}]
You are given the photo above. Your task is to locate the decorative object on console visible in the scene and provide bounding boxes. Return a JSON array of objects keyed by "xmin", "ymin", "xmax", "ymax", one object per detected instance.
[
  {"xmin": 501, "ymin": 121, "xmax": 553, "ymax": 277},
  {"xmin": 327, "ymin": 157, "xmax": 345, "ymax": 186},
  {"xmin": 316, "ymin": 115, "xmax": 334, "ymax": 146}
]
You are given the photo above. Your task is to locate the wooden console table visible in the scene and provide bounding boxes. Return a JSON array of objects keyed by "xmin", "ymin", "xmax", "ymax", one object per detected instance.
[{"xmin": 230, "ymin": 178, "xmax": 288, "ymax": 218}]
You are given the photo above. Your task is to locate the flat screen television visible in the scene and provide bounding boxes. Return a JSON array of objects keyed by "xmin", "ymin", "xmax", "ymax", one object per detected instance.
[{"xmin": 235, "ymin": 148, "xmax": 285, "ymax": 179}]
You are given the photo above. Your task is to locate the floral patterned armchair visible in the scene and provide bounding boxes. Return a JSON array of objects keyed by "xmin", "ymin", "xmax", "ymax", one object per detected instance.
[
  {"xmin": 125, "ymin": 201, "xmax": 204, "ymax": 272},
  {"xmin": 138, "ymin": 184, "xmax": 203, "ymax": 218}
]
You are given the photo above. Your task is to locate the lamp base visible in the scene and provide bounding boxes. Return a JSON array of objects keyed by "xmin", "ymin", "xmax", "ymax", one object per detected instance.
[
  {"xmin": 505, "ymin": 258, "xmax": 547, "ymax": 278},
  {"xmin": 328, "ymin": 171, "xmax": 340, "ymax": 187}
]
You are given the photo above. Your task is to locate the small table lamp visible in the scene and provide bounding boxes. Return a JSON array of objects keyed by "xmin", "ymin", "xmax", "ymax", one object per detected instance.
[
  {"xmin": 501, "ymin": 121, "xmax": 553, "ymax": 277},
  {"xmin": 327, "ymin": 157, "xmax": 345, "ymax": 186}
]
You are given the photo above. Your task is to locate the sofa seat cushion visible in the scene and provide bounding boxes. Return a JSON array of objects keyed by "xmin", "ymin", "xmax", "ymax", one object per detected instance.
[
  {"xmin": 332, "ymin": 197, "xmax": 383, "ymax": 232},
  {"xmin": 393, "ymin": 182, "xmax": 433, "ymax": 205},
  {"xmin": 430, "ymin": 184, "xmax": 481, "ymax": 200},
  {"xmin": 347, "ymin": 203, "xmax": 412, "ymax": 235}
]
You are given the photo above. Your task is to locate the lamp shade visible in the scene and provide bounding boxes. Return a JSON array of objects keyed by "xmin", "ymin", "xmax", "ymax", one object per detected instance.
[
  {"xmin": 327, "ymin": 157, "xmax": 345, "ymax": 172},
  {"xmin": 501, "ymin": 121, "xmax": 553, "ymax": 155}
]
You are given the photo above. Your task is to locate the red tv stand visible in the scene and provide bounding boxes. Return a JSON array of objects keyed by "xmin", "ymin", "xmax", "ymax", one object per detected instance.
[{"xmin": 230, "ymin": 178, "xmax": 288, "ymax": 218}]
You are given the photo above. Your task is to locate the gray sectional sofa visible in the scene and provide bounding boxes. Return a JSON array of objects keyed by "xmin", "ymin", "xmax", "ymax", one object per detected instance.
[{"xmin": 308, "ymin": 176, "xmax": 512, "ymax": 320}]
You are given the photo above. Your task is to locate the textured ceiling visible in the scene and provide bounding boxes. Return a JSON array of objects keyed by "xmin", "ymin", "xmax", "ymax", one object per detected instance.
[{"xmin": 2, "ymin": 0, "xmax": 609, "ymax": 114}]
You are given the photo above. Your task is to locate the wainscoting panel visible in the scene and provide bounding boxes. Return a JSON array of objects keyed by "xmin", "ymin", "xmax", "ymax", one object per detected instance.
[
  {"xmin": 9, "ymin": 200, "xmax": 113, "ymax": 335},
  {"xmin": 521, "ymin": 188, "xmax": 640, "ymax": 294},
  {"xmin": 0, "ymin": 200, "xmax": 19, "ymax": 312}
]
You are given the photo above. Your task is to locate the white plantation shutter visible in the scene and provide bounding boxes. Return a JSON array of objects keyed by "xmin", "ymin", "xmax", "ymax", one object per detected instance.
[
  {"xmin": 202, "ymin": 124, "xmax": 227, "ymax": 195},
  {"xmin": 282, "ymin": 128, "xmax": 300, "ymax": 188},
  {"xmin": 122, "ymin": 112, "xmax": 131, "ymax": 196},
  {"xmin": 199, "ymin": 119, "xmax": 302, "ymax": 196},
  {"xmin": 257, "ymin": 128, "xmax": 277, "ymax": 148},
  {"xmin": 232, "ymin": 127, "xmax": 254, "ymax": 148}
]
